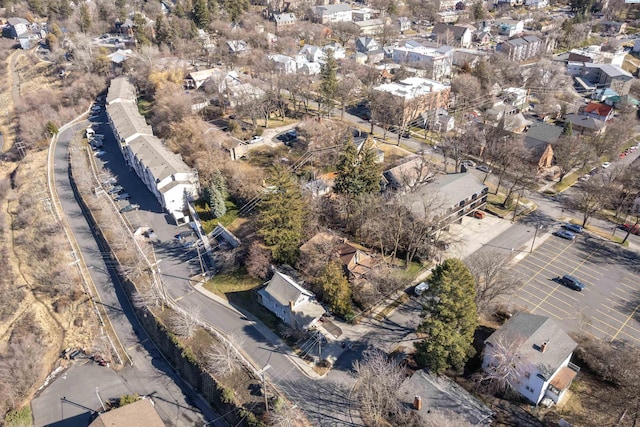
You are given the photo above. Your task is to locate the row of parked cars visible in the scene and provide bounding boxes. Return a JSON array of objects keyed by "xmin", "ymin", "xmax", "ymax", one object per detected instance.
[{"xmin": 101, "ymin": 178, "xmax": 139, "ymax": 213}]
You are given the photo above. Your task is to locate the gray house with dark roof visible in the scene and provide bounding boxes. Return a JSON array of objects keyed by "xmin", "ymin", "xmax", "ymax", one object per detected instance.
[
  {"xmin": 563, "ymin": 113, "xmax": 607, "ymax": 135},
  {"xmin": 432, "ymin": 23, "xmax": 472, "ymax": 48},
  {"xmin": 482, "ymin": 312, "xmax": 580, "ymax": 405},
  {"xmin": 524, "ymin": 122, "xmax": 563, "ymax": 167},
  {"xmin": 258, "ymin": 271, "xmax": 325, "ymax": 329}
]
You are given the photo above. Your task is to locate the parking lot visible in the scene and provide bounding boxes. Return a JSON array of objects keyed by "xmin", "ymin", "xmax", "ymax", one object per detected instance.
[{"xmin": 509, "ymin": 233, "xmax": 640, "ymax": 348}]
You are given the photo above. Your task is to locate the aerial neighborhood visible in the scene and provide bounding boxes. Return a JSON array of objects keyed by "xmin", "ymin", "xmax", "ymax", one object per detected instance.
[{"xmin": 1, "ymin": 0, "xmax": 640, "ymax": 425}]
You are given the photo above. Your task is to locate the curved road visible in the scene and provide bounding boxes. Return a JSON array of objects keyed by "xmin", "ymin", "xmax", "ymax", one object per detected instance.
[{"xmin": 39, "ymin": 121, "xmax": 222, "ymax": 426}]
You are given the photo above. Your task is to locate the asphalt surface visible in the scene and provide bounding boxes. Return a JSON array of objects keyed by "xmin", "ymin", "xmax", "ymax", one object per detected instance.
[
  {"xmin": 32, "ymin": 119, "xmax": 220, "ymax": 427},
  {"xmin": 84, "ymin": 110, "xmax": 363, "ymax": 426},
  {"xmin": 508, "ymin": 231, "xmax": 640, "ymax": 348}
]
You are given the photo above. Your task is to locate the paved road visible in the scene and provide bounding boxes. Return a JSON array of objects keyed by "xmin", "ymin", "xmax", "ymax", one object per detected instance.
[
  {"xmin": 87, "ymin": 111, "xmax": 363, "ymax": 426},
  {"xmin": 34, "ymin": 120, "xmax": 220, "ymax": 427}
]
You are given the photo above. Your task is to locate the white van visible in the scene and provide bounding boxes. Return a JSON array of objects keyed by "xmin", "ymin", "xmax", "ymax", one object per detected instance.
[{"xmin": 414, "ymin": 282, "xmax": 430, "ymax": 296}]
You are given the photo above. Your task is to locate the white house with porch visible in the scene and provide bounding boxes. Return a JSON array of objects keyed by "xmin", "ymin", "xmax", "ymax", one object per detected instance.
[{"xmin": 482, "ymin": 312, "xmax": 580, "ymax": 406}]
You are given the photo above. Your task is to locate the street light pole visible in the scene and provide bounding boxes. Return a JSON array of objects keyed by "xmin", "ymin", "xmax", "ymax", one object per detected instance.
[
  {"xmin": 258, "ymin": 364, "xmax": 271, "ymax": 413},
  {"xmin": 531, "ymin": 224, "xmax": 542, "ymax": 253}
]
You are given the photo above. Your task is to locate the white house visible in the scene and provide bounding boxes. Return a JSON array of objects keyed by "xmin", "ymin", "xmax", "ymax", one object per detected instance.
[
  {"xmin": 312, "ymin": 4, "xmax": 353, "ymax": 24},
  {"xmin": 323, "ymin": 42, "xmax": 346, "ymax": 60},
  {"xmin": 269, "ymin": 54, "xmax": 298, "ymax": 74},
  {"xmin": 496, "ymin": 19, "xmax": 525, "ymax": 37},
  {"xmin": 258, "ymin": 271, "xmax": 325, "ymax": 329},
  {"xmin": 7, "ymin": 17, "xmax": 29, "ymax": 38},
  {"xmin": 106, "ymin": 77, "xmax": 200, "ymax": 224},
  {"xmin": 482, "ymin": 312, "xmax": 580, "ymax": 406},
  {"xmin": 392, "ymin": 44, "xmax": 453, "ymax": 81},
  {"xmin": 299, "ymin": 45, "xmax": 324, "ymax": 63}
]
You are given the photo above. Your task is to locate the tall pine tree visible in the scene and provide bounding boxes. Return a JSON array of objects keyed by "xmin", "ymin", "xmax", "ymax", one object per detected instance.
[
  {"xmin": 193, "ymin": 0, "xmax": 210, "ymax": 29},
  {"xmin": 334, "ymin": 137, "xmax": 380, "ymax": 197},
  {"xmin": 414, "ymin": 258, "xmax": 478, "ymax": 374},
  {"xmin": 319, "ymin": 49, "xmax": 338, "ymax": 115},
  {"xmin": 258, "ymin": 166, "xmax": 306, "ymax": 265}
]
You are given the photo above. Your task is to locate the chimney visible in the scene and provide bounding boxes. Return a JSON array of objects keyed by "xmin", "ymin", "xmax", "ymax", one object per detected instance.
[
  {"xmin": 540, "ymin": 341, "xmax": 548, "ymax": 353},
  {"xmin": 413, "ymin": 396, "xmax": 422, "ymax": 411}
]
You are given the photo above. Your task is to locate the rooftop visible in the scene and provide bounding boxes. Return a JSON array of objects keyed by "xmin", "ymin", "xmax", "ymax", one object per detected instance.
[
  {"xmin": 263, "ymin": 271, "xmax": 314, "ymax": 308},
  {"xmin": 89, "ymin": 399, "xmax": 165, "ymax": 427},
  {"xmin": 374, "ymin": 77, "xmax": 449, "ymax": 99},
  {"xmin": 485, "ymin": 312, "xmax": 577, "ymax": 378}
]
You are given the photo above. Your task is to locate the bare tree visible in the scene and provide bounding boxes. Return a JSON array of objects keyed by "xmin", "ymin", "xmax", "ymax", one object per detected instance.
[
  {"xmin": 569, "ymin": 177, "xmax": 611, "ymax": 227},
  {"xmin": 477, "ymin": 334, "xmax": 533, "ymax": 397},
  {"xmin": 170, "ymin": 305, "xmax": 202, "ymax": 338},
  {"xmin": 465, "ymin": 250, "xmax": 518, "ymax": 313},
  {"xmin": 266, "ymin": 399, "xmax": 309, "ymax": 427},
  {"xmin": 206, "ymin": 334, "xmax": 245, "ymax": 377},
  {"xmin": 352, "ymin": 349, "xmax": 406, "ymax": 425}
]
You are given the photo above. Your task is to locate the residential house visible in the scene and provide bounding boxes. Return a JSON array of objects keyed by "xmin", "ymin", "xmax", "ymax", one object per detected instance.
[
  {"xmin": 6, "ymin": 17, "xmax": 29, "ymax": 38},
  {"xmin": 437, "ymin": 11, "xmax": 462, "ymax": 24},
  {"xmin": 563, "ymin": 113, "xmax": 607, "ymax": 135},
  {"xmin": 269, "ymin": 54, "xmax": 297, "ymax": 74},
  {"xmin": 338, "ymin": 242, "xmax": 375, "ymax": 279},
  {"xmin": 89, "ymin": 398, "xmax": 165, "ymax": 427},
  {"xmin": 592, "ymin": 87, "xmax": 619, "ymax": 102},
  {"xmin": 383, "ymin": 156, "xmax": 436, "ymax": 191},
  {"xmin": 273, "ymin": 13, "xmax": 297, "ymax": 30},
  {"xmin": 397, "ymin": 17, "xmax": 411, "ymax": 33},
  {"xmin": 352, "ymin": 51, "xmax": 368, "ymax": 64},
  {"xmin": 502, "ymin": 87, "xmax": 530, "ymax": 111},
  {"xmin": 604, "ymin": 94, "xmax": 640, "ymax": 109},
  {"xmin": 373, "ymin": 77, "xmax": 451, "ymax": 125},
  {"xmin": 108, "ymin": 49, "xmax": 134, "ymax": 65},
  {"xmin": 452, "ymin": 48, "xmax": 489, "ymax": 68},
  {"xmin": 352, "ymin": 8, "xmax": 373, "ymax": 21},
  {"xmin": 598, "ymin": 20, "xmax": 627, "ymax": 35},
  {"xmin": 392, "ymin": 44, "xmax": 453, "ymax": 81},
  {"xmin": 400, "ymin": 172, "xmax": 489, "ymax": 232},
  {"xmin": 524, "ymin": 122, "xmax": 563, "ymax": 168},
  {"xmin": 299, "ymin": 44, "xmax": 324, "ymax": 63},
  {"xmin": 323, "ymin": 42, "xmax": 346, "ymax": 60},
  {"xmin": 582, "ymin": 63, "xmax": 632, "ymax": 96},
  {"xmin": 432, "ymin": 23, "xmax": 472, "ymax": 48},
  {"xmin": 353, "ymin": 19, "xmax": 385, "ymax": 36},
  {"xmin": 496, "ymin": 19, "xmax": 524, "ymax": 37},
  {"xmin": 258, "ymin": 271, "xmax": 325, "ymax": 329},
  {"xmin": 581, "ymin": 102, "xmax": 614, "ymax": 121},
  {"xmin": 485, "ymin": 102, "xmax": 531, "ymax": 133},
  {"xmin": 397, "ymin": 370, "xmax": 493, "ymax": 426},
  {"xmin": 472, "ymin": 30, "xmax": 491, "ymax": 45},
  {"xmin": 567, "ymin": 45, "xmax": 626, "ymax": 67},
  {"xmin": 497, "ymin": 36, "xmax": 542, "ymax": 62},
  {"xmin": 312, "ymin": 4, "xmax": 353, "ymax": 24},
  {"xmin": 422, "ymin": 111, "xmax": 455, "ymax": 132},
  {"xmin": 356, "ymin": 36, "xmax": 380, "ymax": 53},
  {"xmin": 482, "ymin": 312, "xmax": 580, "ymax": 405},
  {"xmin": 184, "ymin": 68, "xmax": 218, "ymax": 90},
  {"xmin": 524, "ymin": 0, "xmax": 548, "ymax": 8},
  {"xmin": 297, "ymin": 60, "xmax": 321, "ymax": 75},
  {"xmin": 106, "ymin": 77, "xmax": 200, "ymax": 224},
  {"xmin": 227, "ymin": 39, "xmax": 249, "ymax": 54}
]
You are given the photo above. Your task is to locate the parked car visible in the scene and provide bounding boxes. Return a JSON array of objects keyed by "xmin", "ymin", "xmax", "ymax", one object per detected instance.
[
  {"xmin": 108, "ymin": 185, "xmax": 123, "ymax": 194},
  {"xmin": 414, "ymin": 282, "xmax": 430, "ymax": 296},
  {"xmin": 554, "ymin": 229, "xmax": 576, "ymax": 240},
  {"xmin": 622, "ymin": 223, "xmax": 640, "ymax": 235},
  {"xmin": 249, "ymin": 135, "xmax": 263, "ymax": 144},
  {"xmin": 559, "ymin": 274, "xmax": 585, "ymax": 291},
  {"xmin": 175, "ymin": 230, "xmax": 195, "ymax": 240},
  {"xmin": 94, "ymin": 150, "xmax": 106, "ymax": 156},
  {"xmin": 476, "ymin": 164, "xmax": 492, "ymax": 173},
  {"xmin": 462, "ymin": 160, "xmax": 476, "ymax": 168},
  {"xmin": 563, "ymin": 223, "xmax": 583, "ymax": 234},
  {"xmin": 102, "ymin": 177, "xmax": 117, "ymax": 185},
  {"xmin": 602, "ymin": 162, "xmax": 611, "ymax": 169},
  {"xmin": 114, "ymin": 193, "xmax": 130, "ymax": 201},
  {"xmin": 119, "ymin": 203, "xmax": 140, "ymax": 213}
]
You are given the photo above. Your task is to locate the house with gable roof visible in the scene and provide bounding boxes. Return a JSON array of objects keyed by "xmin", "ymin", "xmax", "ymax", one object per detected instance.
[
  {"xmin": 581, "ymin": 102, "xmax": 614, "ymax": 121},
  {"xmin": 273, "ymin": 12, "xmax": 297, "ymax": 30},
  {"xmin": 258, "ymin": 271, "xmax": 325, "ymax": 329},
  {"xmin": 482, "ymin": 312, "xmax": 580, "ymax": 405},
  {"xmin": 524, "ymin": 122, "xmax": 564, "ymax": 168},
  {"xmin": 312, "ymin": 3, "xmax": 353, "ymax": 24},
  {"xmin": 431, "ymin": 23, "xmax": 472, "ymax": 48}
]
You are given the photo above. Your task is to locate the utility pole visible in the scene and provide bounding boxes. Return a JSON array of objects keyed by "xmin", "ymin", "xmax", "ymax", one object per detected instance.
[
  {"xmin": 530, "ymin": 224, "xmax": 543, "ymax": 253},
  {"xmin": 258, "ymin": 364, "xmax": 271, "ymax": 413}
]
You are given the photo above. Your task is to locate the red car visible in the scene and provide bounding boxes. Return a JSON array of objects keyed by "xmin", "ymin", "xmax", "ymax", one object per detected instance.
[{"xmin": 623, "ymin": 223, "xmax": 640, "ymax": 235}]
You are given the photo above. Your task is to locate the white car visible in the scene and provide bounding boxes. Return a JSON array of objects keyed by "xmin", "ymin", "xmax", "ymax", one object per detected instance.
[
  {"xmin": 249, "ymin": 135, "xmax": 264, "ymax": 144},
  {"xmin": 414, "ymin": 282, "xmax": 430, "ymax": 296},
  {"xmin": 601, "ymin": 162, "xmax": 611, "ymax": 169}
]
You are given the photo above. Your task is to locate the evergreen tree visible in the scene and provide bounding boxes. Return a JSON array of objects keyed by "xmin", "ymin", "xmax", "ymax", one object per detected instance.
[
  {"xmin": 209, "ymin": 187, "xmax": 226, "ymax": 218},
  {"xmin": 222, "ymin": 0, "xmax": 249, "ymax": 22},
  {"xmin": 193, "ymin": 0, "xmax": 210, "ymax": 29},
  {"xmin": 79, "ymin": 3, "xmax": 92, "ymax": 33},
  {"xmin": 258, "ymin": 166, "xmax": 306, "ymax": 265},
  {"xmin": 334, "ymin": 137, "xmax": 380, "ymax": 197},
  {"xmin": 211, "ymin": 168, "xmax": 227, "ymax": 196},
  {"xmin": 562, "ymin": 121, "xmax": 573, "ymax": 136},
  {"xmin": 319, "ymin": 49, "xmax": 338, "ymax": 115},
  {"xmin": 318, "ymin": 260, "xmax": 352, "ymax": 318},
  {"xmin": 414, "ymin": 258, "xmax": 478, "ymax": 374}
]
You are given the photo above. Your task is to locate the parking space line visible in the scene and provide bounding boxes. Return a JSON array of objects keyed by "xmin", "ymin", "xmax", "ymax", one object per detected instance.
[
  {"xmin": 612, "ymin": 289, "xmax": 635, "ymax": 300},
  {"xmin": 610, "ymin": 303, "xmax": 640, "ymax": 342},
  {"xmin": 593, "ymin": 309, "xmax": 627, "ymax": 330},
  {"xmin": 530, "ymin": 304, "xmax": 564, "ymax": 321},
  {"xmin": 515, "ymin": 290, "xmax": 544, "ymax": 304},
  {"xmin": 518, "ymin": 243, "xmax": 578, "ymax": 292},
  {"xmin": 618, "ymin": 281, "xmax": 639, "ymax": 292},
  {"xmin": 587, "ymin": 321, "xmax": 615, "ymax": 339},
  {"xmin": 537, "ymin": 299, "xmax": 572, "ymax": 317}
]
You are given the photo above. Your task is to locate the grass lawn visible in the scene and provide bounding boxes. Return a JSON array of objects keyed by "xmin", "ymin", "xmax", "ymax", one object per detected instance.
[
  {"xmin": 137, "ymin": 98, "xmax": 153, "ymax": 118},
  {"xmin": 204, "ymin": 270, "xmax": 283, "ymax": 334},
  {"xmin": 554, "ymin": 168, "xmax": 586, "ymax": 193},
  {"xmin": 195, "ymin": 197, "xmax": 239, "ymax": 234}
]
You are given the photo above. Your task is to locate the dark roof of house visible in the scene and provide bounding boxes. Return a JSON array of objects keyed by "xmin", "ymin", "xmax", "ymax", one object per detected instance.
[
  {"xmin": 89, "ymin": 399, "xmax": 165, "ymax": 427},
  {"xmin": 524, "ymin": 122, "xmax": 563, "ymax": 148},
  {"xmin": 263, "ymin": 271, "xmax": 313, "ymax": 307},
  {"xmin": 485, "ymin": 312, "xmax": 577, "ymax": 379},
  {"xmin": 432, "ymin": 23, "xmax": 469, "ymax": 39},
  {"xmin": 506, "ymin": 37, "xmax": 528, "ymax": 47},
  {"xmin": 522, "ymin": 35, "xmax": 541, "ymax": 43},
  {"xmin": 397, "ymin": 370, "xmax": 493, "ymax": 425},
  {"xmin": 564, "ymin": 113, "xmax": 607, "ymax": 131}
]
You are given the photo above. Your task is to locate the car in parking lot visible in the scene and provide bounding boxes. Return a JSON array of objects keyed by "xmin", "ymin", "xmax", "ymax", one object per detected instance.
[
  {"xmin": 554, "ymin": 229, "xmax": 576, "ymax": 240},
  {"xmin": 119, "ymin": 203, "xmax": 140, "ymax": 213},
  {"xmin": 114, "ymin": 193, "xmax": 130, "ymax": 201},
  {"xmin": 107, "ymin": 185, "xmax": 123, "ymax": 194},
  {"xmin": 559, "ymin": 274, "xmax": 585, "ymax": 291},
  {"xmin": 563, "ymin": 223, "xmax": 583, "ymax": 234},
  {"xmin": 476, "ymin": 164, "xmax": 492, "ymax": 173},
  {"xmin": 248, "ymin": 135, "xmax": 263, "ymax": 144}
]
